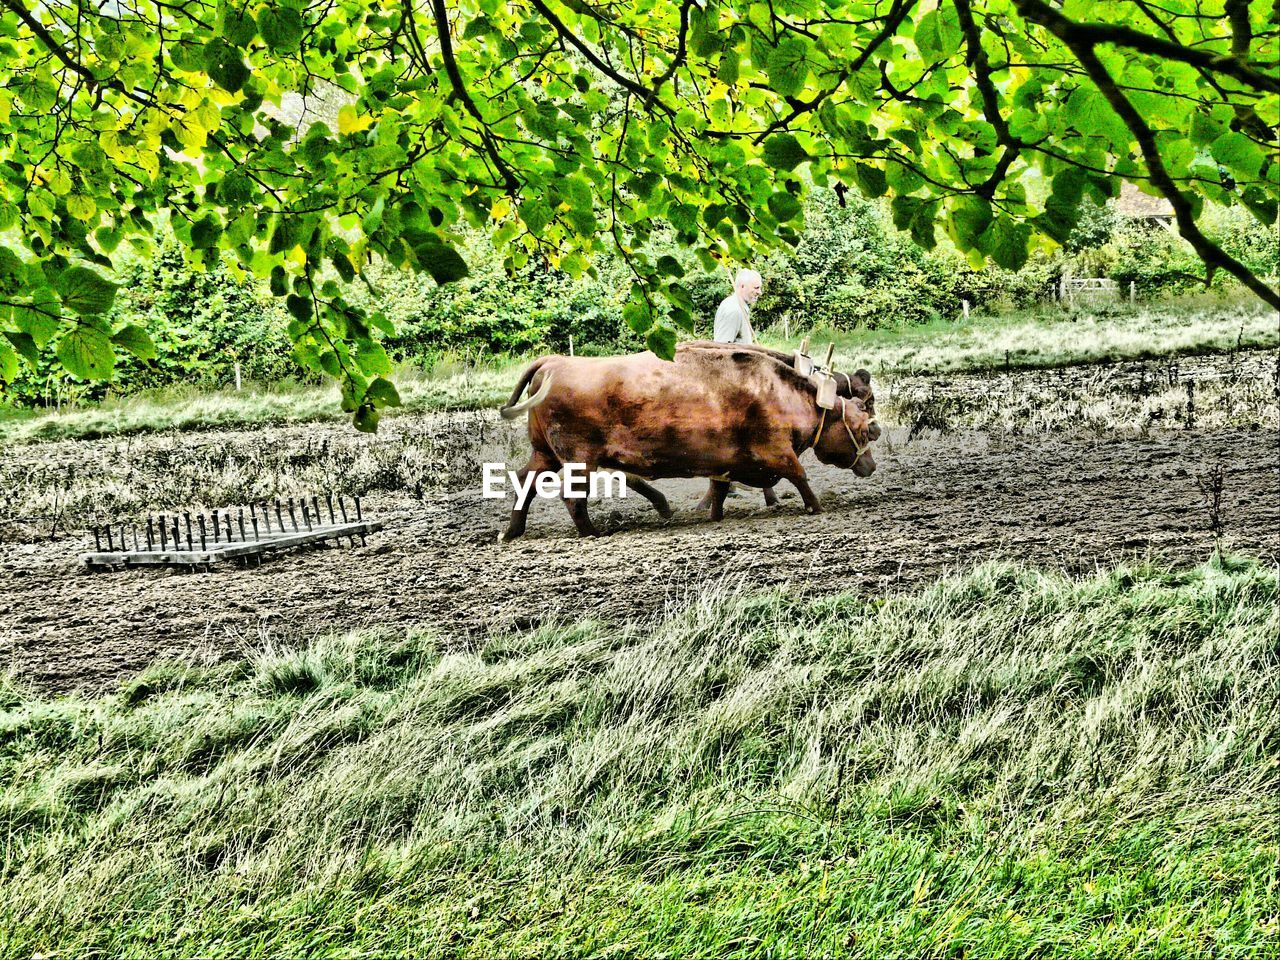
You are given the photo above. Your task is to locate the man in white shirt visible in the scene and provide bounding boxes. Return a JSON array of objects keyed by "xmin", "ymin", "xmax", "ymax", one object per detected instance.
[
  {"xmin": 698, "ymin": 268, "xmax": 780, "ymax": 511},
  {"xmin": 714, "ymin": 269, "xmax": 761, "ymax": 343}
]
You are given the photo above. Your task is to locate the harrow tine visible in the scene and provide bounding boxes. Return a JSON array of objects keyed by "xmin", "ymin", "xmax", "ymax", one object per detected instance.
[
  {"xmin": 325, "ymin": 493, "xmax": 335, "ymax": 524},
  {"xmin": 224, "ymin": 512, "xmax": 234, "ymax": 542},
  {"xmin": 238, "ymin": 508, "xmax": 247, "ymax": 542},
  {"xmin": 172, "ymin": 517, "xmax": 181, "ymax": 550},
  {"xmin": 132, "ymin": 523, "xmax": 140, "ymax": 551},
  {"xmin": 159, "ymin": 515, "xmax": 168, "ymax": 551},
  {"xmin": 199, "ymin": 514, "xmax": 207, "ymax": 551},
  {"xmin": 184, "ymin": 512, "xmax": 193, "ymax": 550},
  {"xmin": 261, "ymin": 501, "xmax": 272, "ymax": 534},
  {"xmin": 338, "ymin": 496, "xmax": 348, "ymax": 523},
  {"xmin": 93, "ymin": 526, "xmax": 102, "ymax": 551},
  {"xmin": 287, "ymin": 499, "xmax": 298, "ymax": 531},
  {"xmin": 302, "ymin": 501, "xmax": 312, "ymax": 531},
  {"xmin": 275, "ymin": 499, "xmax": 285, "ymax": 533},
  {"xmin": 311, "ymin": 496, "xmax": 322, "ymax": 529},
  {"xmin": 146, "ymin": 516, "xmax": 155, "ymax": 551},
  {"xmin": 212, "ymin": 510, "xmax": 221, "ymax": 543}
]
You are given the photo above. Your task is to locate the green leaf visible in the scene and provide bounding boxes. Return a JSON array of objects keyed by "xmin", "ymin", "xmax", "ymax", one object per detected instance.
[
  {"xmin": 851, "ymin": 164, "xmax": 887, "ymax": 199},
  {"xmin": 646, "ymin": 325, "xmax": 677, "ymax": 360},
  {"xmin": 410, "ymin": 236, "xmax": 469, "ymax": 284},
  {"xmin": 353, "ymin": 402, "xmax": 380, "ymax": 432},
  {"xmin": 219, "ymin": 3, "xmax": 258, "ymax": 46},
  {"xmin": 717, "ymin": 49, "xmax": 740, "ymax": 86},
  {"xmin": 1210, "ymin": 132, "xmax": 1265, "ymax": 179},
  {"xmin": 204, "ymin": 39, "xmax": 250, "ymax": 93},
  {"xmin": 463, "ymin": 15, "xmax": 491, "ymax": 39},
  {"xmin": 0, "ymin": 246, "xmax": 26, "ymax": 297},
  {"xmin": 762, "ymin": 134, "xmax": 810, "ymax": 172},
  {"xmin": 286, "ymin": 294, "xmax": 313, "ymax": 324},
  {"xmin": 56, "ymin": 323, "xmax": 115, "ymax": 379},
  {"xmin": 257, "ymin": 8, "xmax": 304, "ymax": 52},
  {"xmin": 0, "ymin": 337, "xmax": 17, "ymax": 382},
  {"xmin": 623, "ymin": 300, "xmax": 651, "ymax": 335},
  {"xmin": 656, "ymin": 255, "xmax": 685, "ymax": 277},
  {"xmin": 366, "ymin": 376, "xmax": 401, "ymax": 407},
  {"xmin": 218, "ymin": 172, "xmax": 253, "ymax": 205},
  {"xmin": 355, "ymin": 340, "xmax": 392, "ymax": 376},
  {"xmin": 1035, "ymin": 196, "xmax": 1079, "ymax": 244},
  {"xmin": 982, "ymin": 217, "xmax": 1031, "ymax": 271},
  {"xmin": 13, "ymin": 288, "xmax": 63, "ymax": 346},
  {"xmin": 54, "ymin": 266, "xmax": 117, "ymax": 316},
  {"xmin": 766, "ymin": 39, "xmax": 810, "ymax": 98},
  {"xmin": 190, "ymin": 214, "xmax": 222, "ymax": 249},
  {"xmin": 767, "ymin": 191, "xmax": 803, "ymax": 222},
  {"xmin": 3, "ymin": 331, "xmax": 38, "ymax": 366},
  {"xmin": 951, "ymin": 197, "xmax": 993, "ymax": 247},
  {"xmin": 111, "ymin": 324, "xmax": 157, "ymax": 361}
]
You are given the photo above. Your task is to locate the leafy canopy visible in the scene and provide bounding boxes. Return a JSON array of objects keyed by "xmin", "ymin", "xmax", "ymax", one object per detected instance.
[{"xmin": 0, "ymin": 0, "xmax": 1276, "ymax": 427}]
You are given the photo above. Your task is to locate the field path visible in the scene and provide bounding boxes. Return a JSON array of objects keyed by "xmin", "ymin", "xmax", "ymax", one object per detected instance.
[{"xmin": 3, "ymin": 415, "xmax": 1277, "ymax": 694}]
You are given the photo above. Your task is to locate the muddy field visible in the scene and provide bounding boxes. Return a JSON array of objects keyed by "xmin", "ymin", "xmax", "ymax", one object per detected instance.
[{"xmin": 3, "ymin": 353, "xmax": 1278, "ymax": 695}]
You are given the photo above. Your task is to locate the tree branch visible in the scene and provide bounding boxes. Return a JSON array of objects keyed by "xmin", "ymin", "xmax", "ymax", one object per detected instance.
[
  {"xmin": 427, "ymin": 0, "xmax": 520, "ymax": 195},
  {"xmin": 954, "ymin": 0, "xmax": 1021, "ymax": 200},
  {"xmin": 1051, "ymin": 26, "xmax": 1278, "ymax": 308},
  {"xmin": 1017, "ymin": 0, "xmax": 1280, "ymax": 94}
]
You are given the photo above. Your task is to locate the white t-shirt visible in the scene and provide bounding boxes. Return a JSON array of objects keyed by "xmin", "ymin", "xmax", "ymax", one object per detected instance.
[{"xmin": 713, "ymin": 294, "xmax": 753, "ymax": 343}]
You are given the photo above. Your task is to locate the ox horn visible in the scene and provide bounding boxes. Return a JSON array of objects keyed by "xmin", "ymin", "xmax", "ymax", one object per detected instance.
[{"xmin": 500, "ymin": 372, "xmax": 554, "ymax": 419}]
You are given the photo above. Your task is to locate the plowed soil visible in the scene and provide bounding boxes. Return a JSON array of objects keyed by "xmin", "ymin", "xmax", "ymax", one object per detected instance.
[{"xmin": 3, "ymin": 360, "xmax": 1278, "ymax": 696}]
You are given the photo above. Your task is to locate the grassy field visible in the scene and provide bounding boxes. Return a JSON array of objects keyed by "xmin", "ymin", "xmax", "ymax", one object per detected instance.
[
  {"xmin": 2, "ymin": 299, "xmax": 1275, "ymax": 445},
  {"xmin": 2, "ymin": 555, "xmax": 1277, "ymax": 958}
]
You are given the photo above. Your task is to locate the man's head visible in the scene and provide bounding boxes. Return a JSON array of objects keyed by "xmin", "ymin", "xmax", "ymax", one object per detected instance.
[{"xmin": 734, "ymin": 268, "xmax": 762, "ymax": 306}]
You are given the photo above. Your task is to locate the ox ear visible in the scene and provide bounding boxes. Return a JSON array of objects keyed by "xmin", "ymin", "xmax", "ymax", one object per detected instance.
[{"xmin": 855, "ymin": 368, "xmax": 871, "ymax": 386}]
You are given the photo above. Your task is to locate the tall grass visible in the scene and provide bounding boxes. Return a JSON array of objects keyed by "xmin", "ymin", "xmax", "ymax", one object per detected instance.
[
  {"xmin": 2, "ymin": 555, "xmax": 1277, "ymax": 957},
  {"xmin": 3, "ymin": 300, "xmax": 1275, "ymax": 446},
  {"xmin": 770, "ymin": 299, "xmax": 1279, "ymax": 376}
]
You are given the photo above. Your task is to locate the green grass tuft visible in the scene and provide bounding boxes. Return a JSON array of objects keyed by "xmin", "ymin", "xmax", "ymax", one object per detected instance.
[{"xmin": 1, "ymin": 556, "xmax": 1277, "ymax": 957}]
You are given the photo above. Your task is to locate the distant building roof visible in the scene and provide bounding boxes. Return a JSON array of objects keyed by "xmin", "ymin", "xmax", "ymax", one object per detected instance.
[{"xmin": 1115, "ymin": 182, "xmax": 1175, "ymax": 218}]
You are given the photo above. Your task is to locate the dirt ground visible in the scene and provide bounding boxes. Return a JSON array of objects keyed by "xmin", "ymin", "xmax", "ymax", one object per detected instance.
[{"xmin": 3, "ymin": 362, "xmax": 1278, "ymax": 696}]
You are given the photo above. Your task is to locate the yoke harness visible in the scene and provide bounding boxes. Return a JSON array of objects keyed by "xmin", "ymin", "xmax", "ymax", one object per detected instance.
[{"xmin": 810, "ymin": 396, "xmax": 873, "ymax": 460}]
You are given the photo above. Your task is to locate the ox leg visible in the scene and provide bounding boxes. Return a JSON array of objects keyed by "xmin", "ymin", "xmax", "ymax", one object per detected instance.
[
  {"xmin": 762, "ymin": 453, "xmax": 822, "ymax": 515},
  {"xmin": 625, "ymin": 475, "xmax": 674, "ymax": 520},
  {"xmin": 708, "ymin": 480, "xmax": 732, "ymax": 521},
  {"xmin": 788, "ymin": 477, "xmax": 822, "ymax": 514},
  {"xmin": 502, "ymin": 451, "xmax": 558, "ymax": 542},
  {"xmin": 763, "ymin": 484, "xmax": 780, "ymax": 508},
  {"xmin": 563, "ymin": 489, "xmax": 601, "ymax": 537},
  {"xmin": 695, "ymin": 481, "xmax": 717, "ymax": 512}
]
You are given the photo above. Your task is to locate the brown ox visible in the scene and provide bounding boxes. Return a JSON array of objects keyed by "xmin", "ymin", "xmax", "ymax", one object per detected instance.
[
  {"xmin": 679, "ymin": 340, "xmax": 880, "ymax": 439},
  {"xmin": 498, "ymin": 347, "xmax": 876, "ymax": 540},
  {"xmin": 678, "ymin": 341, "xmax": 880, "ymax": 510}
]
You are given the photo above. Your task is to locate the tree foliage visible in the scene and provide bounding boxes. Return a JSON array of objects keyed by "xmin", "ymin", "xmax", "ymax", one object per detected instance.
[{"xmin": 0, "ymin": 0, "xmax": 1276, "ymax": 427}]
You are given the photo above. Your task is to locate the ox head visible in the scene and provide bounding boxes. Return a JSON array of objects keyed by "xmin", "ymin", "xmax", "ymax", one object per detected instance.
[
  {"xmin": 839, "ymin": 368, "xmax": 882, "ymax": 442},
  {"xmin": 812, "ymin": 395, "xmax": 877, "ymax": 477}
]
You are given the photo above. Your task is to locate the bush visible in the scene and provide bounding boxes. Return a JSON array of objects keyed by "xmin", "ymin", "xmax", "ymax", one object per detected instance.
[{"xmin": 6, "ymin": 236, "xmax": 298, "ymax": 407}]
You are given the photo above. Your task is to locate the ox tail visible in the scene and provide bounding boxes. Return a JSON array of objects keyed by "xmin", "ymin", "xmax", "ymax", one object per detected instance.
[{"xmin": 500, "ymin": 360, "xmax": 554, "ymax": 420}]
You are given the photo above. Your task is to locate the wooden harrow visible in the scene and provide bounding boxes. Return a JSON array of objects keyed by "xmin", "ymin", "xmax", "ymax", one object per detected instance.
[{"xmin": 83, "ymin": 494, "xmax": 381, "ymax": 571}]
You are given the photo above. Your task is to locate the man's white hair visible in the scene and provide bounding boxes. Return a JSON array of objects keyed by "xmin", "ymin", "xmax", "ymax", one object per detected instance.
[{"xmin": 733, "ymin": 268, "xmax": 762, "ymax": 288}]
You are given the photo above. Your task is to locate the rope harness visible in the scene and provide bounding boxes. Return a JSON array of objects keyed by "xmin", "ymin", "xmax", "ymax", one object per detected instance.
[{"xmin": 810, "ymin": 396, "xmax": 874, "ymax": 461}]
